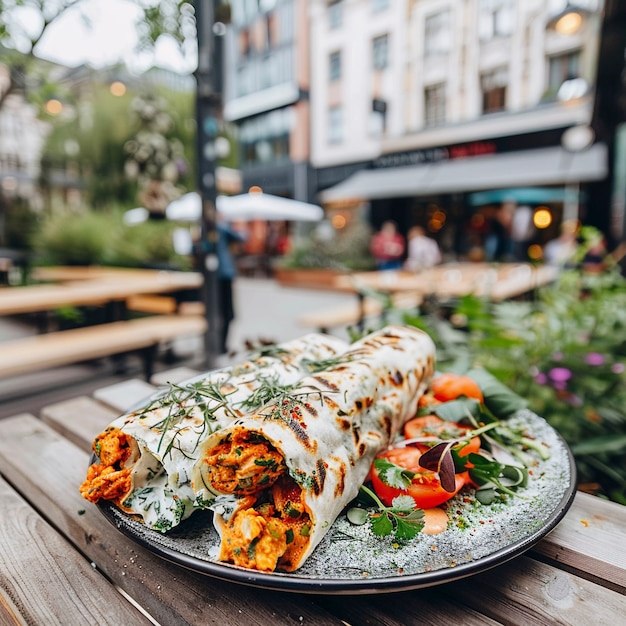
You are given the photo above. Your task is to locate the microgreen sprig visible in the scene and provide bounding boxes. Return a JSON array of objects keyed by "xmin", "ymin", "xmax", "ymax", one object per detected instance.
[{"xmin": 348, "ymin": 485, "xmax": 424, "ymax": 540}]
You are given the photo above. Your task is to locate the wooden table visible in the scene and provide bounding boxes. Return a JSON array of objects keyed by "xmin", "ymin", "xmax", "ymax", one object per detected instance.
[
  {"xmin": 1, "ymin": 368, "xmax": 624, "ymax": 625},
  {"xmin": 1, "ymin": 266, "xmax": 202, "ymax": 318},
  {"xmin": 335, "ymin": 263, "xmax": 559, "ymax": 302}
]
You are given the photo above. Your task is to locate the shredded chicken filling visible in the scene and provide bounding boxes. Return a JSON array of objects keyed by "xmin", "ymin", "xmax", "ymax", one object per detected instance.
[
  {"xmin": 206, "ymin": 430, "xmax": 312, "ymax": 572},
  {"xmin": 203, "ymin": 429, "xmax": 285, "ymax": 496},
  {"xmin": 79, "ymin": 427, "xmax": 133, "ymax": 504}
]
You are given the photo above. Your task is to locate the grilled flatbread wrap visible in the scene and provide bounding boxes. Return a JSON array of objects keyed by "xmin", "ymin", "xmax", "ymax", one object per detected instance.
[
  {"xmin": 80, "ymin": 333, "xmax": 349, "ymax": 531},
  {"xmin": 191, "ymin": 325, "xmax": 436, "ymax": 572}
]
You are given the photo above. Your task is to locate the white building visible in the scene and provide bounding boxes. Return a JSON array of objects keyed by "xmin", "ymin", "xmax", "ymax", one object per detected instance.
[{"xmin": 308, "ymin": 0, "xmax": 608, "ymax": 257}]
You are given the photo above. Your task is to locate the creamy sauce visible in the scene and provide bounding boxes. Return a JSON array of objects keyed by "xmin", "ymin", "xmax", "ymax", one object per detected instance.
[{"xmin": 422, "ymin": 507, "xmax": 449, "ymax": 535}]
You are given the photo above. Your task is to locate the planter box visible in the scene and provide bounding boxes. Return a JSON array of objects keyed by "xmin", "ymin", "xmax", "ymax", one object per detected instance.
[{"xmin": 273, "ymin": 267, "xmax": 347, "ymax": 290}]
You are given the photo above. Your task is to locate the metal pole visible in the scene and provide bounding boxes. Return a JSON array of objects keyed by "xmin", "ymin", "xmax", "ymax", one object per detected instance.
[{"xmin": 194, "ymin": 0, "xmax": 225, "ymax": 369}]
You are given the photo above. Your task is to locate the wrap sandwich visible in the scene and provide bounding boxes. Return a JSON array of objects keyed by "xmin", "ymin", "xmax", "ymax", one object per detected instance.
[
  {"xmin": 191, "ymin": 325, "xmax": 436, "ymax": 572},
  {"xmin": 80, "ymin": 333, "xmax": 349, "ymax": 531}
]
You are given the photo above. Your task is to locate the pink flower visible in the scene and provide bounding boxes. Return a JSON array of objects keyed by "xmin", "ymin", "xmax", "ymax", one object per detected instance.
[
  {"xmin": 584, "ymin": 353, "xmax": 605, "ymax": 366},
  {"xmin": 535, "ymin": 373, "xmax": 548, "ymax": 384},
  {"xmin": 611, "ymin": 363, "xmax": 625, "ymax": 374},
  {"xmin": 549, "ymin": 367, "xmax": 573, "ymax": 383},
  {"xmin": 552, "ymin": 352, "xmax": 563, "ymax": 361}
]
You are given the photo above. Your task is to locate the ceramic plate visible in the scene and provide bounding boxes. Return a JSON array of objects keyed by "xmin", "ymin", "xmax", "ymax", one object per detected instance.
[{"xmin": 96, "ymin": 407, "xmax": 576, "ymax": 594}]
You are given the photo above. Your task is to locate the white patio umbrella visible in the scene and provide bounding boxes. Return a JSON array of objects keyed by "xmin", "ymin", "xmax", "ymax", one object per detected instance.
[{"xmin": 165, "ymin": 189, "xmax": 324, "ymax": 222}]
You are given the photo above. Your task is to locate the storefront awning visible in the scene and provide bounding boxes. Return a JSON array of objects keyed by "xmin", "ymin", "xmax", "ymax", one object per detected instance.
[
  {"xmin": 319, "ymin": 143, "xmax": 608, "ymax": 203},
  {"xmin": 468, "ymin": 187, "xmax": 582, "ymax": 206}
]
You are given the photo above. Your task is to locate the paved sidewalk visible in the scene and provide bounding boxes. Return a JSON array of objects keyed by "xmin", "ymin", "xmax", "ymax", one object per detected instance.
[{"xmin": 0, "ymin": 277, "xmax": 356, "ymax": 418}]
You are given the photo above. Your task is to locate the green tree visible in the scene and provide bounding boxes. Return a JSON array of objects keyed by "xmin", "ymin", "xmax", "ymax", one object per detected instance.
[{"xmin": 0, "ymin": 0, "xmax": 195, "ymax": 108}]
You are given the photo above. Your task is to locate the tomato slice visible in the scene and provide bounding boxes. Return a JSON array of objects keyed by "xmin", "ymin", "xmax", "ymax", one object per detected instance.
[
  {"xmin": 430, "ymin": 373, "xmax": 484, "ymax": 403},
  {"xmin": 370, "ymin": 446, "xmax": 468, "ymax": 509},
  {"xmin": 403, "ymin": 415, "xmax": 481, "ymax": 458}
]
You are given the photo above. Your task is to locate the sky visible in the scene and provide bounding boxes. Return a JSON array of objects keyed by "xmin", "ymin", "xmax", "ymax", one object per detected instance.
[{"xmin": 18, "ymin": 0, "xmax": 196, "ymax": 74}]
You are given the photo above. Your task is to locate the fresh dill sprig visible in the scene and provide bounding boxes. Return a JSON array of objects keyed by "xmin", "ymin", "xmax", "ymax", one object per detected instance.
[
  {"xmin": 237, "ymin": 374, "xmax": 296, "ymax": 411},
  {"xmin": 146, "ymin": 379, "xmax": 240, "ymax": 455},
  {"xmin": 301, "ymin": 354, "xmax": 354, "ymax": 373}
]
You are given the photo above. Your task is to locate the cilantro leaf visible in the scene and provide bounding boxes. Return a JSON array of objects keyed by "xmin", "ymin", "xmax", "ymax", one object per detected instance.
[
  {"xmin": 371, "ymin": 512, "xmax": 394, "ymax": 536},
  {"xmin": 373, "ymin": 458, "xmax": 415, "ymax": 489}
]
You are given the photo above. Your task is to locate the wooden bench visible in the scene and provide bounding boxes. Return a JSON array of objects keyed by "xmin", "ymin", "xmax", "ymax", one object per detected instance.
[
  {"xmin": 298, "ymin": 291, "xmax": 422, "ymax": 333},
  {"xmin": 0, "ymin": 314, "xmax": 207, "ymax": 381}
]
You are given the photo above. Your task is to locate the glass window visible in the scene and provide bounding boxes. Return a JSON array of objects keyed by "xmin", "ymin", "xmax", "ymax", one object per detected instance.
[
  {"xmin": 424, "ymin": 83, "xmax": 446, "ymax": 128},
  {"xmin": 328, "ymin": 106, "xmax": 343, "ymax": 143},
  {"xmin": 329, "ymin": 51, "xmax": 341, "ymax": 81},
  {"xmin": 425, "ymin": 10, "xmax": 452, "ymax": 57},
  {"xmin": 478, "ymin": 0, "xmax": 514, "ymax": 41},
  {"xmin": 373, "ymin": 34, "xmax": 389, "ymax": 70},
  {"xmin": 481, "ymin": 67, "xmax": 508, "ymax": 113},
  {"xmin": 549, "ymin": 51, "xmax": 581, "ymax": 91},
  {"xmin": 371, "ymin": 0, "xmax": 389, "ymax": 12},
  {"xmin": 328, "ymin": 1, "xmax": 343, "ymax": 29}
]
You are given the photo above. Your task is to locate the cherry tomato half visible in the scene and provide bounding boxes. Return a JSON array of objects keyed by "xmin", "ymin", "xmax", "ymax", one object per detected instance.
[
  {"xmin": 403, "ymin": 415, "xmax": 481, "ymax": 458},
  {"xmin": 430, "ymin": 373, "xmax": 484, "ymax": 403},
  {"xmin": 370, "ymin": 446, "xmax": 469, "ymax": 509}
]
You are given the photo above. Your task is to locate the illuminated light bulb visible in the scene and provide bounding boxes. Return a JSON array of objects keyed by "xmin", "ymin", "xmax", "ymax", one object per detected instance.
[
  {"xmin": 45, "ymin": 99, "xmax": 63, "ymax": 115},
  {"xmin": 533, "ymin": 208, "xmax": 553, "ymax": 229}
]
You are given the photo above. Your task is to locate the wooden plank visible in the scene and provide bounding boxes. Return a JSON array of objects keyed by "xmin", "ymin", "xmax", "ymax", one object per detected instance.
[
  {"xmin": 444, "ymin": 554, "xmax": 626, "ymax": 625},
  {"xmin": 40, "ymin": 396, "xmax": 118, "ymax": 452},
  {"xmin": 0, "ymin": 315, "xmax": 207, "ymax": 379},
  {"xmin": 317, "ymin": 591, "xmax": 501, "ymax": 626},
  {"xmin": 0, "ymin": 416, "xmax": 344, "ymax": 626},
  {"xmin": 92, "ymin": 379, "xmax": 158, "ymax": 413},
  {"xmin": 0, "ymin": 475, "xmax": 152, "ymax": 625},
  {"xmin": 531, "ymin": 491, "xmax": 626, "ymax": 593}
]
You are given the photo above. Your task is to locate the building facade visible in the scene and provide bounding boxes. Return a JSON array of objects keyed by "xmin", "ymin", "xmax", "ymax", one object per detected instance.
[
  {"xmin": 307, "ymin": 0, "xmax": 610, "ymax": 259},
  {"xmin": 223, "ymin": 0, "xmax": 313, "ymax": 201}
]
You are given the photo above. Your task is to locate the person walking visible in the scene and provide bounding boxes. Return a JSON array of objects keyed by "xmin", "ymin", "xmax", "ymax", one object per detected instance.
[
  {"xmin": 215, "ymin": 219, "xmax": 247, "ymax": 353},
  {"xmin": 370, "ymin": 220, "xmax": 406, "ymax": 270}
]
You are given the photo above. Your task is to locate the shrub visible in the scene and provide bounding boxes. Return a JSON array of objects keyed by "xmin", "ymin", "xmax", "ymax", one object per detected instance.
[
  {"xmin": 30, "ymin": 207, "xmax": 192, "ymax": 270},
  {"xmin": 400, "ymin": 261, "xmax": 626, "ymax": 504}
]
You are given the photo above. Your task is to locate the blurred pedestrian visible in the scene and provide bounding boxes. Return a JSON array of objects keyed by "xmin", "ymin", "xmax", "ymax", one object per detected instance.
[
  {"xmin": 370, "ymin": 220, "xmax": 405, "ymax": 270},
  {"xmin": 485, "ymin": 202, "xmax": 514, "ymax": 262},
  {"xmin": 544, "ymin": 221, "xmax": 578, "ymax": 269},
  {"xmin": 404, "ymin": 225, "xmax": 442, "ymax": 272},
  {"xmin": 215, "ymin": 219, "xmax": 247, "ymax": 353},
  {"xmin": 194, "ymin": 217, "xmax": 247, "ymax": 354}
]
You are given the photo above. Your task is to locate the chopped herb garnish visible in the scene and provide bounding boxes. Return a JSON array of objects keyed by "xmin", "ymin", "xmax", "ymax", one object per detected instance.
[{"xmin": 349, "ymin": 486, "xmax": 424, "ymax": 540}]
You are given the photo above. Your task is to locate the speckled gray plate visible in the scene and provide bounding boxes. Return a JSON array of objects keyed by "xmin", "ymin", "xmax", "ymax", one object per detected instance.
[{"xmin": 96, "ymin": 409, "xmax": 576, "ymax": 594}]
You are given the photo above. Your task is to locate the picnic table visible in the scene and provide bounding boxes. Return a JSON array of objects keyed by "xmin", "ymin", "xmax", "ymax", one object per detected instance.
[
  {"xmin": 301, "ymin": 262, "xmax": 559, "ymax": 333},
  {"xmin": 335, "ymin": 263, "xmax": 558, "ymax": 301},
  {"xmin": 0, "ymin": 267, "xmax": 206, "ymax": 380},
  {"xmin": 1, "ymin": 266, "xmax": 202, "ymax": 319},
  {"xmin": 1, "ymin": 367, "xmax": 624, "ymax": 625}
]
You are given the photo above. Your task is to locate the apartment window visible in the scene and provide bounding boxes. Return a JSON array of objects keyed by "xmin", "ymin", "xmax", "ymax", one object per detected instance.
[
  {"xmin": 424, "ymin": 83, "xmax": 446, "ymax": 128},
  {"xmin": 328, "ymin": 1, "xmax": 343, "ymax": 29},
  {"xmin": 425, "ymin": 10, "xmax": 451, "ymax": 57},
  {"xmin": 372, "ymin": 34, "xmax": 389, "ymax": 70},
  {"xmin": 478, "ymin": 0, "xmax": 514, "ymax": 41},
  {"xmin": 328, "ymin": 106, "xmax": 343, "ymax": 143},
  {"xmin": 371, "ymin": 0, "xmax": 389, "ymax": 12},
  {"xmin": 481, "ymin": 67, "xmax": 508, "ymax": 113},
  {"xmin": 548, "ymin": 51, "xmax": 581, "ymax": 92},
  {"xmin": 329, "ymin": 51, "xmax": 341, "ymax": 81}
]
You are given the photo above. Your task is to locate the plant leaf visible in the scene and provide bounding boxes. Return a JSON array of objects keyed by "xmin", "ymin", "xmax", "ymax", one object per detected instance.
[{"xmin": 371, "ymin": 513, "xmax": 394, "ymax": 536}]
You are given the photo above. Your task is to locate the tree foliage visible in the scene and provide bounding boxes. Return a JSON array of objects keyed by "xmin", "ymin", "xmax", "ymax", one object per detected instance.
[{"xmin": 0, "ymin": 0, "xmax": 195, "ymax": 106}]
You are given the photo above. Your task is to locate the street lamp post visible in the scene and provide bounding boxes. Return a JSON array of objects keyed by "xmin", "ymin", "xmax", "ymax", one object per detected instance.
[{"xmin": 194, "ymin": 0, "xmax": 226, "ymax": 368}]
